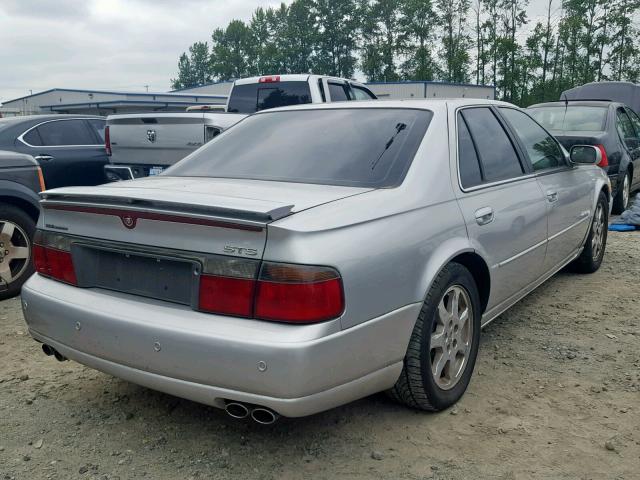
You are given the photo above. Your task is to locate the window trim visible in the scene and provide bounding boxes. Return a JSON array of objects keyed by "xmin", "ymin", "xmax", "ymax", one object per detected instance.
[
  {"xmin": 18, "ymin": 118, "xmax": 103, "ymax": 148},
  {"xmin": 350, "ymin": 84, "xmax": 377, "ymax": 101},
  {"xmin": 616, "ymin": 107, "xmax": 638, "ymax": 150},
  {"xmin": 496, "ymin": 106, "xmax": 571, "ymax": 174},
  {"xmin": 455, "ymin": 105, "xmax": 530, "ymax": 193},
  {"xmin": 327, "ymin": 81, "xmax": 350, "ymax": 102}
]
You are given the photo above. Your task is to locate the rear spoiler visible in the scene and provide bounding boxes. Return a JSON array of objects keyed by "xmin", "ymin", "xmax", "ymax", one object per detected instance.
[{"xmin": 40, "ymin": 192, "xmax": 294, "ymax": 232}]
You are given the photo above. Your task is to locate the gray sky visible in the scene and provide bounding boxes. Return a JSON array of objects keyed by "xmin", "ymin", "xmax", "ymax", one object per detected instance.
[{"xmin": 0, "ymin": 0, "xmax": 550, "ymax": 103}]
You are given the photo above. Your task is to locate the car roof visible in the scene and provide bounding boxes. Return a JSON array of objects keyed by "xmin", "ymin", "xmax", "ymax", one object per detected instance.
[
  {"xmin": 528, "ymin": 100, "xmax": 618, "ymax": 109},
  {"xmin": 254, "ymin": 98, "xmax": 513, "ymax": 114},
  {"xmin": 0, "ymin": 114, "xmax": 104, "ymax": 125}
]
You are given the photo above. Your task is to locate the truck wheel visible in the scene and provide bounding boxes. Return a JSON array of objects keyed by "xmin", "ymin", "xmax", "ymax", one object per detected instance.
[
  {"xmin": 0, "ymin": 205, "xmax": 36, "ymax": 300},
  {"xmin": 612, "ymin": 171, "xmax": 630, "ymax": 214},
  {"xmin": 570, "ymin": 191, "xmax": 608, "ymax": 274},
  {"xmin": 388, "ymin": 263, "xmax": 481, "ymax": 411}
]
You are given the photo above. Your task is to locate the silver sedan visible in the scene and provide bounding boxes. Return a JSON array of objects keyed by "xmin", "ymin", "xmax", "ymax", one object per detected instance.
[{"xmin": 22, "ymin": 99, "xmax": 610, "ymax": 422}]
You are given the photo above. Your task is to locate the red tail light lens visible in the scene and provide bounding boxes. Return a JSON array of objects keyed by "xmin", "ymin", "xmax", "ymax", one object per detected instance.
[
  {"xmin": 259, "ymin": 75, "xmax": 280, "ymax": 83},
  {"xmin": 199, "ymin": 274, "xmax": 255, "ymax": 317},
  {"xmin": 105, "ymin": 125, "xmax": 112, "ymax": 156},
  {"xmin": 596, "ymin": 144, "xmax": 608, "ymax": 167},
  {"xmin": 33, "ymin": 244, "xmax": 77, "ymax": 285},
  {"xmin": 254, "ymin": 263, "xmax": 344, "ymax": 323}
]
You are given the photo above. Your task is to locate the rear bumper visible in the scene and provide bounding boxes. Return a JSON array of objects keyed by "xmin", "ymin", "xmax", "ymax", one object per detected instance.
[{"xmin": 21, "ymin": 274, "xmax": 420, "ymax": 417}]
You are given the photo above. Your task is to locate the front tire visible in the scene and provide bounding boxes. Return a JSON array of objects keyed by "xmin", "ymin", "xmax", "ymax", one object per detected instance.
[
  {"xmin": 389, "ymin": 263, "xmax": 481, "ymax": 411},
  {"xmin": 0, "ymin": 205, "xmax": 36, "ymax": 300},
  {"xmin": 612, "ymin": 171, "xmax": 630, "ymax": 214},
  {"xmin": 571, "ymin": 191, "xmax": 608, "ymax": 274}
]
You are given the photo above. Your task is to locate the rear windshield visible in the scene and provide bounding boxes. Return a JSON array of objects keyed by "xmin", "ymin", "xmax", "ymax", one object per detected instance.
[
  {"xmin": 167, "ymin": 108, "xmax": 432, "ymax": 188},
  {"xmin": 228, "ymin": 82, "xmax": 312, "ymax": 114},
  {"xmin": 528, "ymin": 106, "xmax": 608, "ymax": 132}
]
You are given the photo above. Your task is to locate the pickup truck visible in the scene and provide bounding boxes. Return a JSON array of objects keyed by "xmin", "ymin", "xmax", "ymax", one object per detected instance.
[{"xmin": 105, "ymin": 74, "xmax": 377, "ymax": 181}]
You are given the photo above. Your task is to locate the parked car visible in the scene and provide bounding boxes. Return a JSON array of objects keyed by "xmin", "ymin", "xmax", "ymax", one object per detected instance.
[
  {"xmin": 0, "ymin": 151, "xmax": 45, "ymax": 299},
  {"xmin": 528, "ymin": 100, "xmax": 640, "ymax": 213},
  {"xmin": 105, "ymin": 74, "xmax": 377, "ymax": 181},
  {"xmin": 22, "ymin": 99, "xmax": 609, "ymax": 422},
  {"xmin": 0, "ymin": 115, "xmax": 108, "ymax": 189}
]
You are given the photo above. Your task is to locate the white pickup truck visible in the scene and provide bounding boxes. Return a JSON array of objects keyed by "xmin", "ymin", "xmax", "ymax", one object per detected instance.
[{"xmin": 104, "ymin": 74, "xmax": 376, "ymax": 181}]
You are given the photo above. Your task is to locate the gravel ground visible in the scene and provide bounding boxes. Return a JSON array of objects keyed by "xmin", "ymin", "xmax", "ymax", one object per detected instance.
[{"xmin": 1, "ymin": 232, "xmax": 639, "ymax": 480}]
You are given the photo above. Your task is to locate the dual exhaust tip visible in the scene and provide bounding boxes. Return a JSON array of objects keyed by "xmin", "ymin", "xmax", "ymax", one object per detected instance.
[
  {"xmin": 42, "ymin": 344, "xmax": 67, "ymax": 362},
  {"xmin": 225, "ymin": 401, "xmax": 279, "ymax": 425}
]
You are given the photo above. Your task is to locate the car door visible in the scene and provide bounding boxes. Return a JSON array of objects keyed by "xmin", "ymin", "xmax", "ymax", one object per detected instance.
[
  {"xmin": 623, "ymin": 108, "xmax": 640, "ymax": 188},
  {"xmin": 454, "ymin": 106, "xmax": 548, "ymax": 307},
  {"xmin": 498, "ymin": 107, "xmax": 593, "ymax": 273},
  {"xmin": 18, "ymin": 118, "xmax": 108, "ymax": 189}
]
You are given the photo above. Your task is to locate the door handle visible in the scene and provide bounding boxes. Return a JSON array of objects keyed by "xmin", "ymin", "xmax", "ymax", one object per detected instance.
[
  {"xmin": 34, "ymin": 155, "xmax": 54, "ymax": 162},
  {"xmin": 546, "ymin": 191, "xmax": 558, "ymax": 203},
  {"xmin": 474, "ymin": 207, "xmax": 494, "ymax": 225}
]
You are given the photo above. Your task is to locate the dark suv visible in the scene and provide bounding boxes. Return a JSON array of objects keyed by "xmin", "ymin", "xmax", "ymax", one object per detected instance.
[
  {"xmin": 0, "ymin": 151, "xmax": 45, "ymax": 299},
  {"xmin": 528, "ymin": 101, "xmax": 640, "ymax": 213},
  {"xmin": 0, "ymin": 115, "xmax": 108, "ymax": 189}
]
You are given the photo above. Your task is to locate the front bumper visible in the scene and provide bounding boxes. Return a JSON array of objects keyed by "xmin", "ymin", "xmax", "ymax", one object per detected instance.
[{"xmin": 22, "ymin": 274, "xmax": 420, "ymax": 417}]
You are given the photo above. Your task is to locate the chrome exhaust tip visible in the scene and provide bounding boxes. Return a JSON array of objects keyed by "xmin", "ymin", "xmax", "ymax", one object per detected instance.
[
  {"xmin": 42, "ymin": 344, "xmax": 54, "ymax": 356},
  {"xmin": 250, "ymin": 407, "xmax": 279, "ymax": 425},
  {"xmin": 225, "ymin": 402, "xmax": 250, "ymax": 419}
]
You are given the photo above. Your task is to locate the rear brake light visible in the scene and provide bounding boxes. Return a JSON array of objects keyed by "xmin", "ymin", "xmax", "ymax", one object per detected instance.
[
  {"xmin": 105, "ymin": 125, "xmax": 112, "ymax": 156},
  {"xmin": 199, "ymin": 275, "xmax": 255, "ymax": 317},
  {"xmin": 33, "ymin": 244, "xmax": 77, "ymax": 285},
  {"xmin": 259, "ymin": 75, "xmax": 280, "ymax": 83},
  {"xmin": 596, "ymin": 144, "xmax": 608, "ymax": 167},
  {"xmin": 254, "ymin": 263, "xmax": 344, "ymax": 323},
  {"xmin": 198, "ymin": 261, "xmax": 344, "ymax": 323}
]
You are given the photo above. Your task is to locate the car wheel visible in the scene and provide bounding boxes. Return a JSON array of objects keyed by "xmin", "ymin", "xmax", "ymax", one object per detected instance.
[
  {"xmin": 570, "ymin": 191, "xmax": 608, "ymax": 274},
  {"xmin": 0, "ymin": 205, "xmax": 36, "ymax": 300},
  {"xmin": 388, "ymin": 262, "xmax": 481, "ymax": 411},
  {"xmin": 612, "ymin": 171, "xmax": 630, "ymax": 214}
]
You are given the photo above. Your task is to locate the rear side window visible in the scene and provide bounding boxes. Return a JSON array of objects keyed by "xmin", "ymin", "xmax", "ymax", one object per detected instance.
[
  {"xmin": 457, "ymin": 114, "xmax": 482, "ymax": 188},
  {"xmin": 616, "ymin": 109, "xmax": 638, "ymax": 149},
  {"xmin": 86, "ymin": 119, "xmax": 106, "ymax": 142},
  {"xmin": 228, "ymin": 82, "xmax": 312, "ymax": 113},
  {"xmin": 36, "ymin": 120, "xmax": 97, "ymax": 146},
  {"xmin": 22, "ymin": 127, "xmax": 43, "ymax": 146},
  {"xmin": 627, "ymin": 109, "xmax": 640, "ymax": 141},
  {"xmin": 168, "ymin": 108, "xmax": 432, "ymax": 188},
  {"xmin": 528, "ymin": 106, "xmax": 607, "ymax": 132},
  {"xmin": 328, "ymin": 82, "xmax": 350, "ymax": 102},
  {"xmin": 500, "ymin": 108, "xmax": 564, "ymax": 171},
  {"xmin": 460, "ymin": 108, "xmax": 523, "ymax": 184},
  {"xmin": 351, "ymin": 85, "xmax": 376, "ymax": 100}
]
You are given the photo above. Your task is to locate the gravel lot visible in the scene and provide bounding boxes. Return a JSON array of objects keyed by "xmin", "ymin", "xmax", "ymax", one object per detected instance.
[{"xmin": 1, "ymin": 232, "xmax": 639, "ymax": 480}]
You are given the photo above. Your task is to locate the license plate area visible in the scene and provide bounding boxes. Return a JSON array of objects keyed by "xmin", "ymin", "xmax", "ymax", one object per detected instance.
[
  {"xmin": 72, "ymin": 245, "xmax": 198, "ymax": 306},
  {"xmin": 148, "ymin": 166, "xmax": 164, "ymax": 176}
]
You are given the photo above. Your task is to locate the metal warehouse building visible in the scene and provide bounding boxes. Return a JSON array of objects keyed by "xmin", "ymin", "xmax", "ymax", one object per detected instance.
[{"xmin": 0, "ymin": 88, "xmax": 227, "ymax": 116}]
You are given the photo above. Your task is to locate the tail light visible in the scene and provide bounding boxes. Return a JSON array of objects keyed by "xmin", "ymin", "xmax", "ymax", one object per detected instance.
[
  {"xmin": 105, "ymin": 125, "xmax": 112, "ymax": 156},
  {"xmin": 33, "ymin": 232, "xmax": 77, "ymax": 285},
  {"xmin": 198, "ymin": 260, "xmax": 344, "ymax": 323},
  {"xmin": 596, "ymin": 144, "xmax": 608, "ymax": 167},
  {"xmin": 259, "ymin": 75, "xmax": 280, "ymax": 83}
]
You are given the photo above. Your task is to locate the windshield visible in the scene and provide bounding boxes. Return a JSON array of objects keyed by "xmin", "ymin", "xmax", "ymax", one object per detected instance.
[
  {"xmin": 228, "ymin": 82, "xmax": 313, "ymax": 114},
  {"xmin": 167, "ymin": 108, "xmax": 432, "ymax": 188},
  {"xmin": 528, "ymin": 106, "xmax": 608, "ymax": 132}
]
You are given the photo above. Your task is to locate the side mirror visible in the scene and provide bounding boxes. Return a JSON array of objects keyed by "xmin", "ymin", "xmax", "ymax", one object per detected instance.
[{"xmin": 570, "ymin": 145, "xmax": 601, "ymax": 165}]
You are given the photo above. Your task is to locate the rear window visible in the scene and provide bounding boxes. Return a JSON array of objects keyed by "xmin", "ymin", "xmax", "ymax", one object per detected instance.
[
  {"xmin": 228, "ymin": 82, "xmax": 312, "ymax": 114},
  {"xmin": 528, "ymin": 106, "xmax": 607, "ymax": 132},
  {"xmin": 167, "ymin": 108, "xmax": 432, "ymax": 188}
]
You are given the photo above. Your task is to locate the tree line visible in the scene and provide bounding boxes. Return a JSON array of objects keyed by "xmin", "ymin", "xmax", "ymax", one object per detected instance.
[{"xmin": 171, "ymin": 0, "xmax": 640, "ymax": 106}]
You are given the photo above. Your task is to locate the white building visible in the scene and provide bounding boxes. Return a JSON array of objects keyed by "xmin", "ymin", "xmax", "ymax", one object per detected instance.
[{"xmin": 0, "ymin": 88, "xmax": 227, "ymax": 116}]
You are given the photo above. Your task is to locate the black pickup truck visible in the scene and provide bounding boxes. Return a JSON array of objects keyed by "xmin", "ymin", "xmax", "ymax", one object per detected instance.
[{"xmin": 0, "ymin": 151, "xmax": 43, "ymax": 299}]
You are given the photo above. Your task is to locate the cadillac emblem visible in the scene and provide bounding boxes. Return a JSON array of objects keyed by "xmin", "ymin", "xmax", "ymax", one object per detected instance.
[{"xmin": 147, "ymin": 129, "xmax": 157, "ymax": 143}]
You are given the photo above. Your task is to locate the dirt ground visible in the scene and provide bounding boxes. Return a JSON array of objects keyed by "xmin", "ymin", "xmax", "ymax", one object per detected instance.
[{"xmin": 1, "ymin": 232, "xmax": 639, "ymax": 480}]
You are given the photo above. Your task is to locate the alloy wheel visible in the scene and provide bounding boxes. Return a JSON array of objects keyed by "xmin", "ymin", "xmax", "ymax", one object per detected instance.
[
  {"xmin": 430, "ymin": 285, "xmax": 474, "ymax": 390},
  {"xmin": 591, "ymin": 202, "xmax": 605, "ymax": 261},
  {"xmin": 0, "ymin": 220, "xmax": 30, "ymax": 287}
]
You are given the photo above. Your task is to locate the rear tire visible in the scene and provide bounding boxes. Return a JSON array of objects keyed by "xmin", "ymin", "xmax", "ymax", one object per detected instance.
[
  {"xmin": 571, "ymin": 191, "xmax": 608, "ymax": 274},
  {"xmin": 612, "ymin": 171, "xmax": 630, "ymax": 214},
  {"xmin": 388, "ymin": 263, "xmax": 481, "ymax": 411},
  {"xmin": 0, "ymin": 205, "xmax": 36, "ymax": 300}
]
